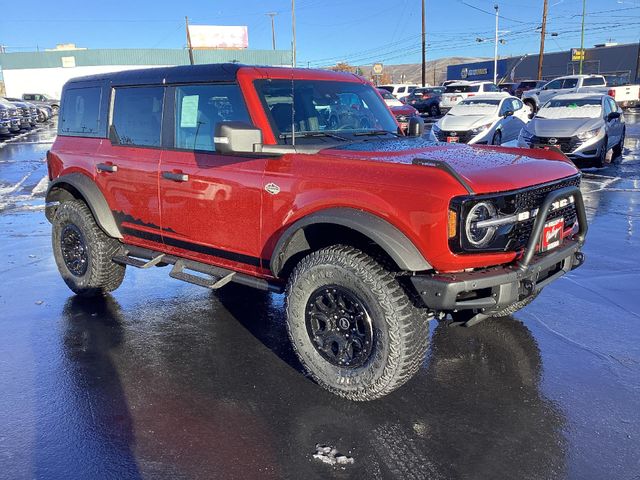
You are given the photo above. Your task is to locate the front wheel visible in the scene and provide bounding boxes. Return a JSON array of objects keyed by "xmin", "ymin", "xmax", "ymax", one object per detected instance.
[
  {"xmin": 285, "ymin": 246, "xmax": 430, "ymax": 401},
  {"xmin": 612, "ymin": 128, "xmax": 625, "ymax": 159},
  {"xmin": 52, "ymin": 200, "xmax": 125, "ymax": 296},
  {"xmin": 594, "ymin": 136, "xmax": 608, "ymax": 167}
]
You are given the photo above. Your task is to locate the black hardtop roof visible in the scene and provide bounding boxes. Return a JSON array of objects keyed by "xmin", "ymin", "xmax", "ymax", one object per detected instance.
[{"xmin": 65, "ymin": 63, "xmax": 245, "ymax": 87}]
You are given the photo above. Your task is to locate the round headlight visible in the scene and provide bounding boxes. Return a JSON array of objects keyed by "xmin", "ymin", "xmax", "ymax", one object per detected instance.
[{"xmin": 465, "ymin": 201, "xmax": 497, "ymax": 247}]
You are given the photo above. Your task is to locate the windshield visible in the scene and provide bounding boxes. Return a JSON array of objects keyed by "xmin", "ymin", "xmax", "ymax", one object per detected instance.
[
  {"xmin": 255, "ymin": 79, "xmax": 398, "ymax": 143},
  {"xmin": 449, "ymin": 98, "xmax": 500, "ymax": 115},
  {"xmin": 538, "ymin": 98, "xmax": 602, "ymax": 119}
]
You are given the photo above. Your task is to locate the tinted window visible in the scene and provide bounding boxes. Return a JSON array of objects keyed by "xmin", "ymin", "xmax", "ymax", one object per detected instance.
[
  {"xmin": 483, "ymin": 84, "xmax": 500, "ymax": 92},
  {"xmin": 23, "ymin": 94, "xmax": 34, "ymax": 100},
  {"xmin": 545, "ymin": 79, "xmax": 563, "ymax": 90},
  {"xmin": 111, "ymin": 87, "xmax": 164, "ymax": 147},
  {"xmin": 607, "ymin": 97, "xmax": 618, "ymax": 113},
  {"xmin": 175, "ymin": 84, "xmax": 251, "ymax": 152},
  {"xmin": 583, "ymin": 77, "xmax": 606, "ymax": 87},
  {"xmin": 59, "ymin": 87, "xmax": 102, "ymax": 137},
  {"xmin": 397, "ymin": 87, "xmax": 406, "ymax": 93},
  {"xmin": 562, "ymin": 78, "xmax": 578, "ymax": 89}
]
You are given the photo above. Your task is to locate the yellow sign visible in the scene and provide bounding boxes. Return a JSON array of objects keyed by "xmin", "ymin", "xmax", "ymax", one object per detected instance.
[
  {"xmin": 572, "ymin": 49, "xmax": 585, "ymax": 61},
  {"xmin": 372, "ymin": 63, "xmax": 383, "ymax": 75}
]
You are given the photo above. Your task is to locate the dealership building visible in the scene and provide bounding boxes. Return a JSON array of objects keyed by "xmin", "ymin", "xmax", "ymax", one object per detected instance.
[
  {"xmin": 447, "ymin": 42, "xmax": 640, "ymax": 84},
  {"xmin": 0, "ymin": 46, "xmax": 292, "ymax": 98}
]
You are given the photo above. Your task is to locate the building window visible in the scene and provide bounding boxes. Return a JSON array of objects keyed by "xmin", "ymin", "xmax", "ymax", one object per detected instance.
[
  {"xmin": 59, "ymin": 87, "xmax": 102, "ymax": 137},
  {"xmin": 111, "ymin": 87, "xmax": 164, "ymax": 147}
]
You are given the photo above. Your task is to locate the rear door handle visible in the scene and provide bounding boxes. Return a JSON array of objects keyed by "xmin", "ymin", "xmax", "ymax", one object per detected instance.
[
  {"xmin": 162, "ymin": 171, "xmax": 189, "ymax": 182},
  {"xmin": 97, "ymin": 163, "xmax": 118, "ymax": 173}
]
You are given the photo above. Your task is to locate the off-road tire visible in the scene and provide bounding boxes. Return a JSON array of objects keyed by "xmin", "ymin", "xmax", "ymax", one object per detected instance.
[
  {"xmin": 490, "ymin": 292, "xmax": 539, "ymax": 317},
  {"xmin": 52, "ymin": 200, "xmax": 125, "ymax": 296},
  {"xmin": 285, "ymin": 245, "xmax": 430, "ymax": 401},
  {"xmin": 612, "ymin": 128, "xmax": 625, "ymax": 159}
]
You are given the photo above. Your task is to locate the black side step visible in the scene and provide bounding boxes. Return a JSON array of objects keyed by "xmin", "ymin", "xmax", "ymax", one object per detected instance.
[
  {"xmin": 113, "ymin": 252, "xmax": 166, "ymax": 269},
  {"xmin": 169, "ymin": 260, "xmax": 236, "ymax": 290}
]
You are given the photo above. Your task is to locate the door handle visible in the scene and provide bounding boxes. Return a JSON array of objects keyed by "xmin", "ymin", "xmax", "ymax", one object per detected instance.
[
  {"xmin": 97, "ymin": 163, "xmax": 118, "ymax": 173},
  {"xmin": 162, "ymin": 171, "xmax": 189, "ymax": 182}
]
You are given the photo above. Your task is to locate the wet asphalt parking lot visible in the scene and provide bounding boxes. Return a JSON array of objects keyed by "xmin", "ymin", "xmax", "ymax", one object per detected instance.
[{"xmin": 0, "ymin": 115, "xmax": 639, "ymax": 480}]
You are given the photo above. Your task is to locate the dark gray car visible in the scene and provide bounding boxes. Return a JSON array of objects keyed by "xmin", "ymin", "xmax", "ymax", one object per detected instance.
[
  {"xmin": 21, "ymin": 93, "xmax": 60, "ymax": 115},
  {"xmin": 518, "ymin": 93, "xmax": 625, "ymax": 167}
]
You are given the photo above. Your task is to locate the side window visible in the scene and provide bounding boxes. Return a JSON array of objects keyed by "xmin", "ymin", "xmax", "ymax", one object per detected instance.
[
  {"xmin": 59, "ymin": 87, "xmax": 102, "ymax": 137},
  {"xmin": 562, "ymin": 78, "xmax": 578, "ymax": 89},
  {"xmin": 484, "ymin": 84, "xmax": 499, "ymax": 92},
  {"xmin": 175, "ymin": 84, "xmax": 251, "ymax": 152},
  {"xmin": 24, "ymin": 94, "xmax": 33, "ymax": 101},
  {"xmin": 583, "ymin": 77, "xmax": 605, "ymax": 87},
  {"xmin": 607, "ymin": 98, "xmax": 618, "ymax": 113},
  {"xmin": 111, "ymin": 87, "xmax": 164, "ymax": 147},
  {"xmin": 469, "ymin": 85, "xmax": 480, "ymax": 92},
  {"xmin": 603, "ymin": 99, "xmax": 611, "ymax": 116},
  {"xmin": 545, "ymin": 79, "xmax": 562, "ymax": 90},
  {"xmin": 397, "ymin": 87, "xmax": 406, "ymax": 94},
  {"xmin": 513, "ymin": 99, "xmax": 523, "ymax": 111}
]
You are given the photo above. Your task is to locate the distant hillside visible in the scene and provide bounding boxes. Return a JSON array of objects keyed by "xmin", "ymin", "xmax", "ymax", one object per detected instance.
[{"xmin": 359, "ymin": 57, "xmax": 489, "ymax": 85}]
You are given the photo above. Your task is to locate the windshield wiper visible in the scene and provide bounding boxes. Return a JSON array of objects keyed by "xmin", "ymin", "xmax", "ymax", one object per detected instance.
[
  {"xmin": 352, "ymin": 130, "xmax": 398, "ymax": 137},
  {"xmin": 279, "ymin": 131, "xmax": 350, "ymax": 141}
]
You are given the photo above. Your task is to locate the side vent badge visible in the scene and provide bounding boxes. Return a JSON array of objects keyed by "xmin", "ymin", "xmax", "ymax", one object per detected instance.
[{"xmin": 265, "ymin": 183, "xmax": 281, "ymax": 195}]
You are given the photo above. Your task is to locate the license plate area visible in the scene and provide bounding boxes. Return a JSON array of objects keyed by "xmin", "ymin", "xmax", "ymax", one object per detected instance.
[
  {"xmin": 540, "ymin": 217, "xmax": 565, "ymax": 252},
  {"xmin": 447, "ymin": 136, "xmax": 459, "ymax": 143}
]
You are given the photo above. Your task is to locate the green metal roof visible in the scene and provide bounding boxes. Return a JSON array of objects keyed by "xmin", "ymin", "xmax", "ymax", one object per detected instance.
[{"xmin": 0, "ymin": 48, "xmax": 292, "ymax": 70}]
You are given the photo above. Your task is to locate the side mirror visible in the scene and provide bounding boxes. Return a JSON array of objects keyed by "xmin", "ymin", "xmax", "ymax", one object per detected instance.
[
  {"xmin": 607, "ymin": 111, "xmax": 621, "ymax": 121},
  {"xmin": 214, "ymin": 121, "xmax": 263, "ymax": 154},
  {"xmin": 408, "ymin": 116, "xmax": 425, "ymax": 137},
  {"xmin": 503, "ymin": 110, "xmax": 514, "ymax": 118}
]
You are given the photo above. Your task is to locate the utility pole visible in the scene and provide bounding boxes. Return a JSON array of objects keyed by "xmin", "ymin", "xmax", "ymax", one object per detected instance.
[
  {"xmin": 266, "ymin": 12, "xmax": 277, "ymax": 50},
  {"xmin": 185, "ymin": 16, "xmax": 195, "ymax": 65},
  {"xmin": 421, "ymin": 0, "xmax": 426, "ymax": 87},
  {"xmin": 493, "ymin": 4, "xmax": 499, "ymax": 84},
  {"xmin": 291, "ymin": 0, "xmax": 297, "ymax": 67},
  {"xmin": 579, "ymin": 0, "xmax": 586, "ymax": 74},
  {"xmin": 537, "ymin": 0, "xmax": 548, "ymax": 80}
]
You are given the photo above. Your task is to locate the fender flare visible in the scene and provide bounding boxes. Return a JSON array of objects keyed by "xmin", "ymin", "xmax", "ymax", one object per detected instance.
[
  {"xmin": 270, "ymin": 207, "xmax": 432, "ymax": 277},
  {"xmin": 46, "ymin": 173, "xmax": 122, "ymax": 239}
]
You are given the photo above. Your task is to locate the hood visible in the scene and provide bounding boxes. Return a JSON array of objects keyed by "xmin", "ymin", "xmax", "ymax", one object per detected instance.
[
  {"xmin": 528, "ymin": 117, "xmax": 603, "ymax": 137},
  {"xmin": 438, "ymin": 114, "xmax": 493, "ymax": 131},
  {"xmin": 391, "ymin": 105, "xmax": 417, "ymax": 116},
  {"xmin": 322, "ymin": 137, "xmax": 578, "ymax": 194}
]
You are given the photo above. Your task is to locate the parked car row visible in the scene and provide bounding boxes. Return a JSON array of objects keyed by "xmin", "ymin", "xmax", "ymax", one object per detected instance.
[
  {"xmin": 428, "ymin": 91, "xmax": 625, "ymax": 168},
  {"xmin": 0, "ymin": 93, "xmax": 58, "ymax": 136}
]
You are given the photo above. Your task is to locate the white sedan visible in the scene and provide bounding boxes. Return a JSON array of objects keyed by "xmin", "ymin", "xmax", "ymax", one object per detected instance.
[{"xmin": 429, "ymin": 95, "xmax": 530, "ymax": 145}]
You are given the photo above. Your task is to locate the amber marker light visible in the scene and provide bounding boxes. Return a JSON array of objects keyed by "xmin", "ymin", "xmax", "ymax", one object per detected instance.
[{"xmin": 448, "ymin": 209, "xmax": 458, "ymax": 239}]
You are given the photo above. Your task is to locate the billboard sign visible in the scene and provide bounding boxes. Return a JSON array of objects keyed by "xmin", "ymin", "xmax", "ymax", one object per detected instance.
[{"xmin": 188, "ymin": 25, "xmax": 249, "ymax": 49}]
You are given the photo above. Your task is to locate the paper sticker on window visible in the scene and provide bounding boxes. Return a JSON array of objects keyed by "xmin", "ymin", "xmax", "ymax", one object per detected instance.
[{"xmin": 180, "ymin": 95, "xmax": 199, "ymax": 128}]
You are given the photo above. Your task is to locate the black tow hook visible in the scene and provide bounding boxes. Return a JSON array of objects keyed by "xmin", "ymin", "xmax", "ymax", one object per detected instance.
[
  {"xmin": 521, "ymin": 279, "xmax": 536, "ymax": 297},
  {"xmin": 573, "ymin": 251, "xmax": 585, "ymax": 269}
]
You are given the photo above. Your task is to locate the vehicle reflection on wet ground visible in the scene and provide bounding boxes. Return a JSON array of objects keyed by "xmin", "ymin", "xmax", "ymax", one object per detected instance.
[{"xmin": 0, "ymin": 112, "xmax": 639, "ymax": 479}]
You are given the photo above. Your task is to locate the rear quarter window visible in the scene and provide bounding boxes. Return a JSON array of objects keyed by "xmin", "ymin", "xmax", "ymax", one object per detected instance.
[
  {"xmin": 583, "ymin": 77, "xmax": 606, "ymax": 87},
  {"xmin": 59, "ymin": 87, "xmax": 102, "ymax": 137}
]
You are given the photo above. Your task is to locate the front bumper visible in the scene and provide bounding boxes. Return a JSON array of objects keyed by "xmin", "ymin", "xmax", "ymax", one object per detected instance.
[
  {"xmin": 411, "ymin": 184, "xmax": 588, "ymax": 313},
  {"xmin": 411, "ymin": 240, "xmax": 584, "ymax": 312}
]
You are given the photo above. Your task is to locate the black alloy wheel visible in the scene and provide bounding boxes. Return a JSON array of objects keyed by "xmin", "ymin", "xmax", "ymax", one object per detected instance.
[
  {"xmin": 305, "ymin": 285, "xmax": 374, "ymax": 368},
  {"xmin": 60, "ymin": 224, "xmax": 89, "ymax": 277}
]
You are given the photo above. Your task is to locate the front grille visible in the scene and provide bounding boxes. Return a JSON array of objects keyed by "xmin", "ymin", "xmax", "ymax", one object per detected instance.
[
  {"xmin": 507, "ymin": 176, "xmax": 581, "ymax": 250},
  {"xmin": 530, "ymin": 135, "xmax": 583, "ymax": 153},
  {"xmin": 433, "ymin": 129, "xmax": 475, "ymax": 143}
]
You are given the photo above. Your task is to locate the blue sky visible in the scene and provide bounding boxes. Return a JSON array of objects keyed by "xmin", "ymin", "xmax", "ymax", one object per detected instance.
[{"xmin": 1, "ymin": 0, "xmax": 639, "ymax": 66}]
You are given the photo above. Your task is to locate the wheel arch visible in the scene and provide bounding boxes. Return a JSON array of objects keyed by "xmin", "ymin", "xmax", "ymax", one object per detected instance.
[
  {"xmin": 270, "ymin": 208, "xmax": 432, "ymax": 278},
  {"xmin": 46, "ymin": 173, "xmax": 122, "ymax": 239}
]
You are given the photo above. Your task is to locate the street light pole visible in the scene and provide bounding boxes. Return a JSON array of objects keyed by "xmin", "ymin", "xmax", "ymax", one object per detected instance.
[
  {"xmin": 494, "ymin": 4, "xmax": 499, "ymax": 84},
  {"xmin": 421, "ymin": 0, "xmax": 426, "ymax": 87},
  {"xmin": 579, "ymin": 0, "xmax": 586, "ymax": 74},
  {"xmin": 266, "ymin": 12, "xmax": 277, "ymax": 50}
]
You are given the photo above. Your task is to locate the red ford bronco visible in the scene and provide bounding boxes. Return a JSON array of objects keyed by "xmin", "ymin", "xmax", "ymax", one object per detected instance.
[{"xmin": 46, "ymin": 64, "xmax": 587, "ymax": 401}]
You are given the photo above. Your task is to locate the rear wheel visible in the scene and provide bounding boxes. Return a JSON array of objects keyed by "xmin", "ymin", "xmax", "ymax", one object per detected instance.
[
  {"xmin": 285, "ymin": 245, "xmax": 430, "ymax": 401},
  {"xmin": 52, "ymin": 200, "xmax": 125, "ymax": 296}
]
